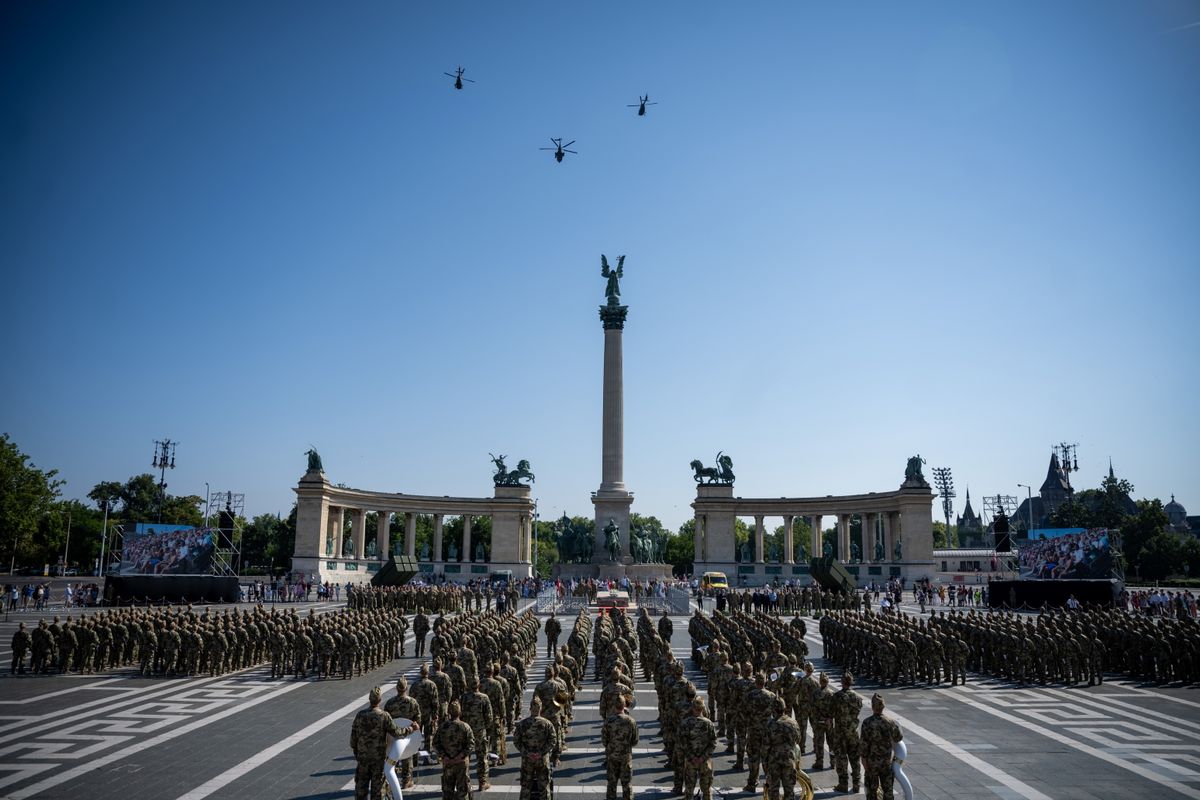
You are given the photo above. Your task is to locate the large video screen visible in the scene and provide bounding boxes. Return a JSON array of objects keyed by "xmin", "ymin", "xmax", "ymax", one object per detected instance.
[
  {"xmin": 116, "ymin": 524, "xmax": 217, "ymax": 575},
  {"xmin": 1018, "ymin": 528, "xmax": 1117, "ymax": 580}
]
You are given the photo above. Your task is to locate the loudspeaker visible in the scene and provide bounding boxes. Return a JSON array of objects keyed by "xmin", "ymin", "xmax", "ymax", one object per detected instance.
[
  {"xmin": 993, "ymin": 512, "xmax": 1012, "ymax": 552},
  {"xmin": 218, "ymin": 510, "xmax": 236, "ymax": 548}
]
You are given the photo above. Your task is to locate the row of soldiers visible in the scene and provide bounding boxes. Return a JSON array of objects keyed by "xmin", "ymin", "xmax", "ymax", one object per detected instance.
[
  {"xmin": 377, "ymin": 608, "xmax": 587, "ymax": 800},
  {"xmin": 347, "ymin": 583, "xmax": 520, "ymax": 615},
  {"xmin": 710, "ymin": 586, "xmax": 869, "ymax": 616},
  {"xmin": 7, "ymin": 604, "xmax": 417, "ymax": 681},
  {"xmin": 690, "ymin": 610, "xmax": 906, "ymax": 798},
  {"xmin": 352, "ymin": 606, "xmax": 559, "ymax": 800},
  {"xmin": 819, "ymin": 605, "xmax": 1200, "ymax": 687}
]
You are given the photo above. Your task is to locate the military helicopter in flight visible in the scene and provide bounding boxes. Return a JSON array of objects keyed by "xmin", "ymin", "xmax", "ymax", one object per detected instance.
[
  {"xmin": 443, "ymin": 67, "xmax": 475, "ymax": 90},
  {"xmin": 627, "ymin": 94, "xmax": 657, "ymax": 116},
  {"xmin": 540, "ymin": 138, "xmax": 577, "ymax": 163}
]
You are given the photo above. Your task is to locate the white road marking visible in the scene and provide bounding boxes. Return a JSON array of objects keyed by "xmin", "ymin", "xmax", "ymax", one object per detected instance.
[
  {"xmin": 887, "ymin": 709, "xmax": 1053, "ymax": 800},
  {"xmin": 7, "ymin": 679, "xmax": 308, "ymax": 799},
  {"xmin": 948, "ymin": 686, "xmax": 1200, "ymax": 799},
  {"xmin": 0, "ymin": 678, "xmax": 129, "ymax": 705}
]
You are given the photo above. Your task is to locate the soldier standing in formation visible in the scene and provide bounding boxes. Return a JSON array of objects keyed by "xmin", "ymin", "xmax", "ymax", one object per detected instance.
[
  {"xmin": 433, "ymin": 701, "xmax": 475, "ymax": 800},
  {"xmin": 414, "ymin": 609, "xmax": 430, "ymax": 657},
  {"xmin": 513, "ymin": 696, "xmax": 559, "ymax": 800},
  {"xmin": 764, "ymin": 697, "xmax": 804, "ymax": 800},
  {"xmin": 831, "ymin": 672, "xmax": 864, "ymax": 794},
  {"xmin": 11, "ymin": 622, "xmax": 30, "ymax": 674},
  {"xmin": 460, "ymin": 679, "xmax": 495, "ymax": 792},
  {"xmin": 384, "ymin": 678, "xmax": 422, "ymax": 791},
  {"xmin": 602, "ymin": 695, "xmax": 639, "ymax": 800},
  {"xmin": 680, "ymin": 697, "xmax": 717, "ymax": 800},
  {"xmin": 351, "ymin": 686, "xmax": 419, "ymax": 800},
  {"xmin": 860, "ymin": 693, "xmax": 904, "ymax": 800},
  {"xmin": 544, "ymin": 613, "xmax": 561, "ymax": 659}
]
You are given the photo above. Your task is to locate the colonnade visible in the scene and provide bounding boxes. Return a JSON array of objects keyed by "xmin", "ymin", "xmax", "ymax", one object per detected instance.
[{"xmin": 693, "ymin": 510, "xmax": 903, "ymax": 565}]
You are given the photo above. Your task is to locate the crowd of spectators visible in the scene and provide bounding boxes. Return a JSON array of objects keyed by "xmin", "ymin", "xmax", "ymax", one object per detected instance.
[
  {"xmin": 1123, "ymin": 588, "xmax": 1198, "ymax": 619},
  {"xmin": 119, "ymin": 528, "xmax": 216, "ymax": 575},
  {"xmin": 1019, "ymin": 529, "xmax": 1112, "ymax": 579}
]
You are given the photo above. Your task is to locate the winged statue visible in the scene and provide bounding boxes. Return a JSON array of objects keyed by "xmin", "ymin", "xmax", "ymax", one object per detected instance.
[{"xmin": 601, "ymin": 254, "xmax": 625, "ymax": 304}]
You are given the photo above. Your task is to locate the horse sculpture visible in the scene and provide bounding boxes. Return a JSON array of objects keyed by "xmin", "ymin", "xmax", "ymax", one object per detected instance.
[
  {"xmin": 490, "ymin": 454, "xmax": 535, "ymax": 486},
  {"xmin": 691, "ymin": 452, "xmax": 735, "ymax": 485}
]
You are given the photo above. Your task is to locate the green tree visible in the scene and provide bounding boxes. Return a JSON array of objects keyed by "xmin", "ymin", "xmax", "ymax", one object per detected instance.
[
  {"xmin": 1, "ymin": 434, "xmax": 64, "ymax": 569},
  {"xmin": 1121, "ymin": 498, "xmax": 1169, "ymax": 570},
  {"xmin": 1095, "ymin": 474, "xmax": 1135, "ymax": 529},
  {"xmin": 1139, "ymin": 533, "xmax": 1182, "ymax": 581},
  {"xmin": 1179, "ymin": 537, "xmax": 1200, "ymax": 580},
  {"xmin": 667, "ymin": 519, "xmax": 696, "ymax": 576}
]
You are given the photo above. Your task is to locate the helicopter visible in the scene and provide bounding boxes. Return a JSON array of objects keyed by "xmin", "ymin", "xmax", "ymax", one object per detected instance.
[
  {"xmin": 539, "ymin": 137, "xmax": 577, "ymax": 163},
  {"xmin": 443, "ymin": 66, "xmax": 475, "ymax": 90},
  {"xmin": 627, "ymin": 94, "xmax": 658, "ymax": 116}
]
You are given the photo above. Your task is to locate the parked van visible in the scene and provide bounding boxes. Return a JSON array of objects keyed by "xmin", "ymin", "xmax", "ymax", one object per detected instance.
[{"xmin": 700, "ymin": 571, "xmax": 728, "ymax": 591}]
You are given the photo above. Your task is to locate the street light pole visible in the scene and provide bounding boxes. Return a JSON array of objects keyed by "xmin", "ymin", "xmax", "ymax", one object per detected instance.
[
  {"xmin": 1017, "ymin": 484, "xmax": 1033, "ymax": 533},
  {"xmin": 61, "ymin": 512, "xmax": 72, "ymax": 574},
  {"xmin": 98, "ymin": 501, "xmax": 111, "ymax": 577}
]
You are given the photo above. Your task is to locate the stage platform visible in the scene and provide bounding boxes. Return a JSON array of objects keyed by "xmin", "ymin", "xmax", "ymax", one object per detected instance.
[{"xmin": 104, "ymin": 574, "xmax": 240, "ymax": 604}]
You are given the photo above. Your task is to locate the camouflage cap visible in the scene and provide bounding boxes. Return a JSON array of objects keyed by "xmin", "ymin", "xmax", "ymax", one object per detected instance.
[
  {"xmin": 871, "ymin": 693, "xmax": 885, "ymax": 707},
  {"xmin": 368, "ymin": 686, "xmax": 383, "ymax": 705},
  {"xmin": 396, "ymin": 677, "xmax": 409, "ymax": 692}
]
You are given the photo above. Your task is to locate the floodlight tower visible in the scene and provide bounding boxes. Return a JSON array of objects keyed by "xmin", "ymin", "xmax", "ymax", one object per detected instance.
[
  {"xmin": 931, "ymin": 467, "xmax": 955, "ymax": 547},
  {"xmin": 151, "ymin": 438, "xmax": 177, "ymax": 522},
  {"xmin": 1054, "ymin": 442, "xmax": 1079, "ymax": 494}
]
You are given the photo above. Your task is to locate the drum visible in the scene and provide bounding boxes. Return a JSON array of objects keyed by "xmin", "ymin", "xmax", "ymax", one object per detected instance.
[
  {"xmin": 893, "ymin": 739, "xmax": 914, "ymax": 800},
  {"xmin": 384, "ymin": 719, "xmax": 425, "ymax": 800}
]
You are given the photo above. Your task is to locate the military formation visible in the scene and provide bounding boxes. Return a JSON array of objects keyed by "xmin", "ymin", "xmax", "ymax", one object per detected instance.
[
  {"xmin": 820, "ymin": 605, "xmax": 1200, "ymax": 687},
  {"xmin": 347, "ymin": 583, "xmax": 520, "ymax": 615},
  {"xmin": 5, "ymin": 602, "xmax": 428, "ymax": 682}
]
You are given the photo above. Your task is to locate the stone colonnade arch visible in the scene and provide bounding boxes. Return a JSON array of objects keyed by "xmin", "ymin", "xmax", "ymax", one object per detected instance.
[
  {"xmin": 691, "ymin": 483, "xmax": 935, "ymax": 586},
  {"xmin": 293, "ymin": 469, "xmax": 534, "ymax": 585}
]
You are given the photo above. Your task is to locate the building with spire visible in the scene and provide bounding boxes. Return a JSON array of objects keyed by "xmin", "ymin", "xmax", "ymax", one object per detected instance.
[{"xmin": 956, "ymin": 488, "xmax": 985, "ymax": 547}]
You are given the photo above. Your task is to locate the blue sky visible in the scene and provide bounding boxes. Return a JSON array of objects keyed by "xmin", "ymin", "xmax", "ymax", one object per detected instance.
[{"xmin": 2, "ymin": 1, "xmax": 1197, "ymax": 531}]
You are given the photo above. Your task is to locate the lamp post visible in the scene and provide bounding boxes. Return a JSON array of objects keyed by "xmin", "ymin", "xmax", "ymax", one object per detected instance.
[
  {"xmin": 97, "ymin": 500, "xmax": 112, "ymax": 577},
  {"xmin": 1017, "ymin": 484, "xmax": 1033, "ymax": 534},
  {"xmin": 60, "ymin": 512, "xmax": 73, "ymax": 575},
  {"xmin": 931, "ymin": 467, "xmax": 955, "ymax": 548}
]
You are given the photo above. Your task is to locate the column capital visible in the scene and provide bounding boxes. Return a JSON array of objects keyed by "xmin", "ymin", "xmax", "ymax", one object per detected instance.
[{"xmin": 599, "ymin": 303, "xmax": 629, "ymax": 330}]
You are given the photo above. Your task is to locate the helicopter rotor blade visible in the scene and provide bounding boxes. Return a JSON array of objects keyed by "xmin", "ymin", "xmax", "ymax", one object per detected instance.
[
  {"xmin": 563, "ymin": 140, "xmax": 575, "ymax": 148},
  {"xmin": 444, "ymin": 73, "xmax": 456, "ymax": 78},
  {"xmin": 564, "ymin": 149, "xmax": 578, "ymax": 154},
  {"xmin": 463, "ymin": 77, "xmax": 475, "ymax": 83}
]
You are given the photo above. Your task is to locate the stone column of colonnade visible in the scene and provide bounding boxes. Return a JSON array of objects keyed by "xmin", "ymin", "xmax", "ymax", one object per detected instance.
[
  {"xmin": 461, "ymin": 516, "xmax": 472, "ymax": 563},
  {"xmin": 432, "ymin": 514, "xmax": 443, "ymax": 562},
  {"xmin": 754, "ymin": 516, "xmax": 765, "ymax": 564},
  {"xmin": 783, "ymin": 516, "xmax": 794, "ymax": 564},
  {"xmin": 329, "ymin": 507, "xmax": 344, "ymax": 558},
  {"xmin": 353, "ymin": 509, "xmax": 367, "ymax": 560},
  {"xmin": 838, "ymin": 514, "xmax": 851, "ymax": 561},
  {"xmin": 377, "ymin": 512, "xmax": 391, "ymax": 560},
  {"xmin": 694, "ymin": 513, "xmax": 705, "ymax": 563}
]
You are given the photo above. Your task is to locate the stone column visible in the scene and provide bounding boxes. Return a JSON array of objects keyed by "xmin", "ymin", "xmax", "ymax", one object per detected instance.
[
  {"xmin": 593, "ymin": 301, "xmax": 634, "ymax": 563},
  {"xmin": 329, "ymin": 507, "xmax": 343, "ymax": 558},
  {"xmin": 433, "ymin": 514, "xmax": 444, "ymax": 562},
  {"xmin": 864, "ymin": 512, "xmax": 877, "ymax": 561},
  {"xmin": 405, "ymin": 512, "xmax": 416, "ymax": 558},
  {"xmin": 838, "ymin": 514, "xmax": 851, "ymax": 561},
  {"xmin": 353, "ymin": 509, "xmax": 367, "ymax": 560},
  {"xmin": 811, "ymin": 515, "xmax": 822, "ymax": 558},
  {"xmin": 883, "ymin": 512, "xmax": 895, "ymax": 562},
  {"xmin": 783, "ymin": 516, "xmax": 794, "ymax": 564},
  {"xmin": 694, "ymin": 513, "xmax": 705, "ymax": 563},
  {"xmin": 462, "ymin": 516, "xmax": 472, "ymax": 563},
  {"xmin": 378, "ymin": 512, "xmax": 391, "ymax": 561},
  {"xmin": 754, "ymin": 515, "xmax": 765, "ymax": 564}
]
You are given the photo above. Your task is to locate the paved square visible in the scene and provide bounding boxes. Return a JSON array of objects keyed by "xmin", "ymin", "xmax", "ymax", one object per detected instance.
[{"xmin": 1, "ymin": 602, "xmax": 1198, "ymax": 800}]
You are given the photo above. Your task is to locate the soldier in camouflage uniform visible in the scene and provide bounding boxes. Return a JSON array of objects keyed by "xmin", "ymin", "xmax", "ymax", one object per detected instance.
[
  {"xmin": 765, "ymin": 696, "xmax": 804, "ymax": 800},
  {"xmin": 602, "ymin": 695, "xmax": 639, "ymax": 800},
  {"xmin": 414, "ymin": 609, "xmax": 430, "ymax": 657},
  {"xmin": 513, "ymin": 696, "xmax": 558, "ymax": 800},
  {"xmin": 384, "ymin": 678, "xmax": 423, "ymax": 791},
  {"xmin": 351, "ymin": 686, "xmax": 417, "ymax": 800},
  {"xmin": 860, "ymin": 693, "xmax": 903, "ymax": 800},
  {"xmin": 831, "ymin": 672, "xmax": 863, "ymax": 793},
  {"xmin": 460, "ymin": 679, "xmax": 494, "ymax": 791},
  {"xmin": 482, "ymin": 665, "xmax": 509, "ymax": 765},
  {"xmin": 412, "ymin": 663, "xmax": 441, "ymax": 733},
  {"xmin": 744, "ymin": 671, "xmax": 780, "ymax": 792},
  {"xmin": 433, "ymin": 701, "xmax": 475, "ymax": 800},
  {"xmin": 728, "ymin": 662, "xmax": 755, "ymax": 768},
  {"xmin": 545, "ymin": 613, "xmax": 562, "ymax": 659},
  {"xmin": 680, "ymin": 697, "xmax": 717, "ymax": 800},
  {"xmin": 811, "ymin": 672, "xmax": 833, "ymax": 771}
]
